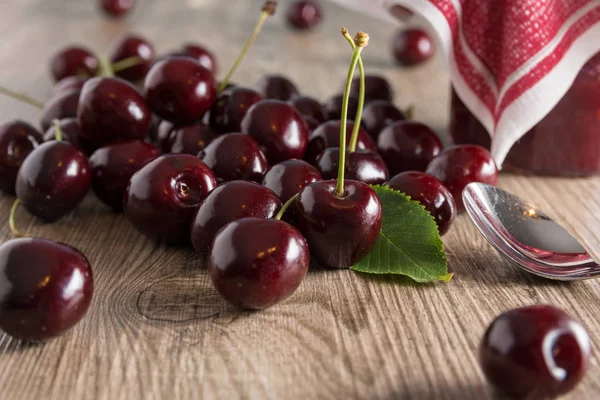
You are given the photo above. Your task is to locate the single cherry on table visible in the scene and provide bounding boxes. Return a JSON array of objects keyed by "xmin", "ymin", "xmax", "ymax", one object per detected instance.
[
  {"xmin": 426, "ymin": 144, "xmax": 498, "ymax": 211},
  {"xmin": 190, "ymin": 180, "xmax": 282, "ymax": 254},
  {"xmin": 304, "ymin": 120, "xmax": 376, "ymax": 165},
  {"xmin": 144, "ymin": 57, "xmax": 216, "ymax": 124},
  {"xmin": 377, "ymin": 121, "xmax": 442, "ymax": 175},
  {"xmin": 386, "ymin": 171, "xmax": 456, "ymax": 235},
  {"xmin": 108, "ymin": 34, "xmax": 155, "ymax": 83},
  {"xmin": 199, "ymin": 133, "xmax": 268, "ymax": 183},
  {"xmin": 241, "ymin": 99, "xmax": 309, "ymax": 164},
  {"xmin": 209, "ymin": 87, "xmax": 263, "ymax": 134},
  {"xmin": 100, "ymin": 0, "xmax": 134, "ymax": 17},
  {"xmin": 393, "ymin": 28, "xmax": 435, "ymax": 66},
  {"xmin": 124, "ymin": 154, "xmax": 217, "ymax": 245},
  {"xmin": 0, "ymin": 238, "xmax": 94, "ymax": 341},
  {"xmin": 209, "ymin": 217, "xmax": 309, "ymax": 309},
  {"xmin": 90, "ymin": 140, "xmax": 160, "ymax": 211},
  {"xmin": 50, "ymin": 46, "xmax": 99, "ymax": 82},
  {"xmin": 480, "ymin": 305, "xmax": 590, "ymax": 399},
  {"xmin": 256, "ymin": 75, "xmax": 299, "ymax": 101},
  {"xmin": 77, "ymin": 77, "xmax": 150, "ymax": 150},
  {"xmin": 361, "ymin": 100, "xmax": 406, "ymax": 140},
  {"xmin": 16, "ymin": 139, "xmax": 91, "ymax": 222},
  {"xmin": 315, "ymin": 148, "xmax": 389, "ymax": 185},
  {"xmin": 286, "ymin": 0, "xmax": 322, "ymax": 30}
]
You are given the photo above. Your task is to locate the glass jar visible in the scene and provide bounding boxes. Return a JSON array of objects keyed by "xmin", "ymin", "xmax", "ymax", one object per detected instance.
[{"xmin": 450, "ymin": 51, "xmax": 600, "ymax": 176}]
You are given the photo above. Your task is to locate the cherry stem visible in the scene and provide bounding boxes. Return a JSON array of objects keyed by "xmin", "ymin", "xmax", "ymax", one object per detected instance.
[
  {"xmin": 0, "ymin": 86, "xmax": 44, "ymax": 109},
  {"xmin": 9, "ymin": 199, "xmax": 28, "ymax": 238},
  {"xmin": 404, "ymin": 105, "xmax": 414, "ymax": 120},
  {"xmin": 111, "ymin": 56, "xmax": 145, "ymax": 73},
  {"xmin": 335, "ymin": 30, "xmax": 367, "ymax": 197},
  {"xmin": 99, "ymin": 57, "xmax": 115, "ymax": 77},
  {"xmin": 53, "ymin": 119, "xmax": 63, "ymax": 142},
  {"xmin": 274, "ymin": 194, "xmax": 298, "ymax": 220},
  {"xmin": 217, "ymin": 1, "xmax": 277, "ymax": 93},
  {"xmin": 342, "ymin": 28, "xmax": 365, "ymax": 153}
]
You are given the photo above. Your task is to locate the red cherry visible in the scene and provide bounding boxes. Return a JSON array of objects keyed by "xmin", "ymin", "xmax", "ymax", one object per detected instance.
[
  {"xmin": 199, "ymin": 133, "xmax": 268, "ymax": 183},
  {"xmin": 50, "ymin": 46, "xmax": 99, "ymax": 82},
  {"xmin": 144, "ymin": 58, "xmax": 217, "ymax": 124},
  {"xmin": 256, "ymin": 75, "xmax": 299, "ymax": 101},
  {"xmin": 393, "ymin": 28, "xmax": 435, "ymax": 66},
  {"xmin": 286, "ymin": 0, "xmax": 322, "ymax": 30},
  {"xmin": 241, "ymin": 99, "xmax": 309, "ymax": 164},
  {"xmin": 40, "ymin": 89, "xmax": 81, "ymax": 131},
  {"xmin": 181, "ymin": 43, "xmax": 217, "ymax": 75},
  {"xmin": 43, "ymin": 118, "xmax": 87, "ymax": 153},
  {"xmin": 324, "ymin": 93, "xmax": 359, "ymax": 121},
  {"xmin": 209, "ymin": 218, "xmax": 309, "ymax": 309},
  {"xmin": 315, "ymin": 148, "xmax": 389, "ymax": 185},
  {"xmin": 289, "ymin": 96, "xmax": 328, "ymax": 123},
  {"xmin": 0, "ymin": 238, "xmax": 93, "ymax": 341},
  {"xmin": 0, "ymin": 120, "xmax": 43, "ymax": 194},
  {"xmin": 77, "ymin": 77, "xmax": 150, "ymax": 150},
  {"xmin": 191, "ymin": 180, "xmax": 282, "ymax": 254},
  {"xmin": 90, "ymin": 140, "xmax": 160, "ymax": 211},
  {"xmin": 52, "ymin": 76, "xmax": 87, "ymax": 97},
  {"xmin": 100, "ymin": 0, "xmax": 134, "ymax": 17},
  {"xmin": 426, "ymin": 145, "xmax": 498, "ymax": 211},
  {"xmin": 16, "ymin": 141, "xmax": 91, "ymax": 222},
  {"xmin": 386, "ymin": 171, "xmax": 456, "ymax": 235},
  {"xmin": 108, "ymin": 34, "xmax": 155, "ymax": 83},
  {"xmin": 295, "ymin": 180, "xmax": 382, "ymax": 269},
  {"xmin": 166, "ymin": 123, "xmax": 217, "ymax": 155},
  {"xmin": 377, "ymin": 121, "xmax": 443, "ymax": 175},
  {"xmin": 350, "ymin": 75, "xmax": 393, "ymax": 103},
  {"xmin": 124, "ymin": 154, "xmax": 217, "ymax": 244},
  {"xmin": 262, "ymin": 159, "xmax": 322, "ymax": 203},
  {"xmin": 209, "ymin": 87, "xmax": 263, "ymax": 134},
  {"xmin": 361, "ymin": 100, "xmax": 406, "ymax": 139},
  {"xmin": 304, "ymin": 120, "xmax": 376, "ymax": 165},
  {"xmin": 480, "ymin": 305, "xmax": 590, "ymax": 399}
]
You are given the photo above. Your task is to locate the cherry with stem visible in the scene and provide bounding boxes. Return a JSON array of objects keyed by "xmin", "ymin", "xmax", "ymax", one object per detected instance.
[{"xmin": 217, "ymin": 1, "xmax": 277, "ymax": 93}]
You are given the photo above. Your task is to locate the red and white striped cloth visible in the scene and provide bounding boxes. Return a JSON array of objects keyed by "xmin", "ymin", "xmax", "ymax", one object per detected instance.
[{"xmin": 330, "ymin": 0, "xmax": 600, "ymax": 167}]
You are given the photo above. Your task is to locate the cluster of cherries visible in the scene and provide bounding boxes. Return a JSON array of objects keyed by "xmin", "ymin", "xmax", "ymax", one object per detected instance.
[{"xmin": 0, "ymin": 2, "xmax": 592, "ymax": 398}]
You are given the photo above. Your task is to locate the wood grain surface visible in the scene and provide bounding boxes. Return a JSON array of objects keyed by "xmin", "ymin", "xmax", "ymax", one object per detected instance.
[{"xmin": 1, "ymin": 1, "xmax": 600, "ymax": 399}]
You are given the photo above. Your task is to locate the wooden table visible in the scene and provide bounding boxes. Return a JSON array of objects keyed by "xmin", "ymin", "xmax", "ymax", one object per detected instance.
[{"xmin": 1, "ymin": 1, "xmax": 599, "ymax": 399}]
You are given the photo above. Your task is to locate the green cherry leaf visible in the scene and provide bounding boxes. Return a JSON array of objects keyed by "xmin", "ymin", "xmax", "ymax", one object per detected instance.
[{"xmin": 351, "ymin": 185, "xmax": 452, "ymax": 283}]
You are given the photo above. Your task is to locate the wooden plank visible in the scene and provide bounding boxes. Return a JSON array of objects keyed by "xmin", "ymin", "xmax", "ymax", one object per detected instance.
[{"xmin": 0, "ymin": 1, "xmax": 599, "ymax": 399}]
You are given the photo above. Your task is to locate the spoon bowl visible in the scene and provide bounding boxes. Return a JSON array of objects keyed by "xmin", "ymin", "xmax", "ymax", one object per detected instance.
[{"xmin": 463, "ymin": 182, "xmax": 600, "ymax": 280}]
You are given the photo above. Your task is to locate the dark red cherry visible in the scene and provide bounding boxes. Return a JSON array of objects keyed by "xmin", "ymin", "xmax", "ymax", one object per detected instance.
[
  {"xmin": 124, "ymin": 154, "xmax": 217, "ymax": 244},
  {"xmin": 209, "ymin": 87, "xmax": 263, "ymax": 134},
  {"xmin": 303, "ymin": 116, "xmax": 321, "ymax": 133},
  {"xmin": 0, "ymin": 120, "xmax": 43, "ymax": 194},
  {"xmin": 324, "ymin": 93, "xmax": 359, "ymax": 121},
  {"xmin": 241, "ymin": 99, "xmax": 308, "ymax": 163},
  {"xmin": 386, "ymin": 172, "xmax": 456, "ymax": 235},
  {"xmin": 16, "ymin": 141, "xmax": 91, "ymax": 222},
  {"xmin": 181, "ymin": 43, "xmax": 217, "ymax": 75},
  {"xmin": 262, "ymin": 159, "xmax": 322, "ymax": 203},
  {"xmin": 361, "ymin": 100, "xmax": 406, "ymax": 139},
  {"xmin": 209, "ymin": 217, "xmax": 309, "ymax": 309},
  {"xmin": 108, "ymin": 34, "xmax": 155, "ymax": 82},
  {"xmin": 199, "ymin": 133, "xmax": 268, "ymax": 183},
  {"xmin": 426, "ymin": 144, "xmax": 498, "ymax": 211},
  {"xmin": 50, "ymin": 46, "xmax": 99, "ymax": 82},
  {"xmin": 304, "ymin": 120, "xmax": 376, "ymax": 165},
  {"xmin": 393, "ymin": 28, "xmax": 435, "ymax": 66},
  {"xmin": 165, "ymin": 123, "xmax": 217, "ymax": 155},
  {"xmin": 190, "ymin": 180, "xmax": 281, "ymax": 254},
  {"xmin": 52, "ymin": 76, "xmax": 87, "ymax": 97},
  {"xmin": 295, "ymin": 180, "xmax": 382, "ymax": 269},
  {"xmin": 43, "ymin": 118, "xmax": 89, "ymax": 154},
  {"xmin": 256, "ymin": 75, "xmax": 299, "ymax": 101},
  {"xmin": 0, "ymin": 238, "xmax": 93, "ymax": 341},
  {"xmin": 90, "ymin": 140, "xmax": 160, "ymax": 211},
  {"xmin": 77, "ymin": 77, "xmax": 150, "ymax": 150},
  {"xmin": 378, "ymin": 121, "xmax": 443, "ymax": 175},
  {"xmin": 40, "ymin": 89, "xmax": 81, "ymax": 131},
  {"xmin": 315, "ymin": 148, "xmax": 389, "ymax": 185},
  {"xmin": 144, "ymin": 58, "xmax": 216, "ymax": 124},
  {"xmin": 289, "ymin": 96, "xmax": 328, "ymax": 123},
  {"xmin": 480, "ymin": 305, "xmax": 590, "ymax": 399},
  {"xmin": 100, "ymin": 0, "xmax": 134, "ymax": 17},
  {"xmin": 286, "ymin": 0, "xmax": 322, "ymax": 30},
  {"xmin": 350, "ymin": 75, "xmax": 394, "ymax": 103},
  {"xmin": 156, "ymin": 120, "xmax": 174, "ymax": 152},
  {"xmin": 147, "ymin": 114, "xmax": 161, "ymax": 143}
]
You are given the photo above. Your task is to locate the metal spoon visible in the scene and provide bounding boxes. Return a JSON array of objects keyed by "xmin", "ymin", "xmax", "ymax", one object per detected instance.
[{"xmin": 462, "ymin": 182, "xmax": 600, "ymax": 280}]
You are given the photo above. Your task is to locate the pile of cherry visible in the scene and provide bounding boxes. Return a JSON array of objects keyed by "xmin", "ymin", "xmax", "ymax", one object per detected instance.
[{"xmin": 0, "ymin": 2, "xmax": 592, "ymax": 399}]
